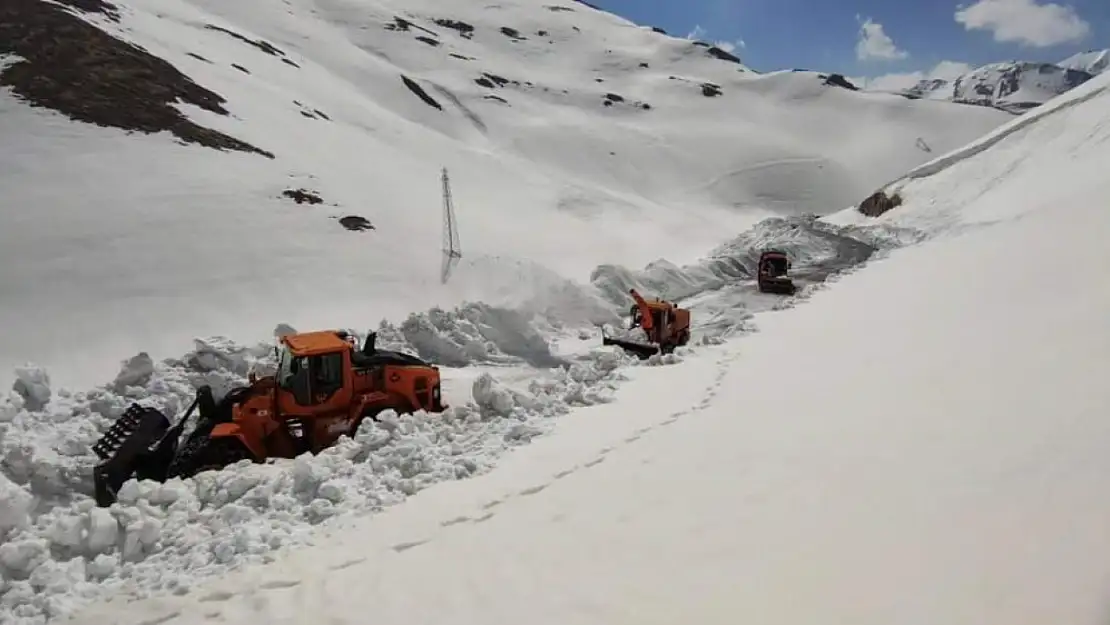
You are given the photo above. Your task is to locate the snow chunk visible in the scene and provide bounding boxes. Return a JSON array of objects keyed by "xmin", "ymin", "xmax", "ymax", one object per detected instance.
[{"xmin": 12, "ymin": 367, "xmax": 50, "ymax": 412}]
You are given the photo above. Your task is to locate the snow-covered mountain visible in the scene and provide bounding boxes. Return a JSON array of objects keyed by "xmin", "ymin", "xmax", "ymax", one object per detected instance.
[
  {"xmin": 5, "ymin": 1, "xmax": 1079, "ymax": 622},
  {"xmin": 899, "ymin": 61, "xmax": 1094, "ymax": 113},
  {"xmin": 1060, "ymin": 49, "xmax": 1110, "ymax": 75},
  {"xmin": 57, "ymin": 72, "xmax": 1110, "ymax": 625},
  {"xmin": 0, "ymin": 0, "xmax": 1011, "ymax": 388}
]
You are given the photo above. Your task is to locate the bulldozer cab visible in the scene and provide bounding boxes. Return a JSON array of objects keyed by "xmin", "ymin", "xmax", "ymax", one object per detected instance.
[{"xmin": 276, "ymin": 332, "xmax": 354, "ymax": 410}]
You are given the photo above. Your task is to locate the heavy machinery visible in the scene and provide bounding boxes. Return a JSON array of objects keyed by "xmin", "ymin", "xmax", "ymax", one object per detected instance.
[
  {"xmin": 91, "ymin": 330, "xmax": 446, "ymax": 507},
  {"xmin": 602, "ymin": 288, "xmax": 691, "ymax": 359},
  {"xmin": 756, "ymin": 249, "xmax": 797, "ymax": 295}
]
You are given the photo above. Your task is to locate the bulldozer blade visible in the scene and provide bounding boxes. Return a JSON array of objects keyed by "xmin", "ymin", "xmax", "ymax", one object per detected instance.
[
  {"xmin": 758, "ymin": 278, "xmax": 797, "ymax": 295},
  {"xmin": 92, "ymin": 403, "xmax": 171, "ymax": 507},
  {"xmin": 602, "ymin": 335, "xmax": 661, "ymax": 360}
]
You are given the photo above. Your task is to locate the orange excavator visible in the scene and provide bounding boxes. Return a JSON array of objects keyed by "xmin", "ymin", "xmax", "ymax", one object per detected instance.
[
  {"xmin": 602, "ymin": 288, "xmax": 691, "ymax": 358},
  {"xmin": 91, "ymin": 329, "xmax": 446, "ymax": 507}
]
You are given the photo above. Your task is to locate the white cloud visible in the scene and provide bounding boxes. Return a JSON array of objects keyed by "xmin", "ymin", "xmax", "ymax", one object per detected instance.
[
  {"xmin": 713, "ymin": 39, "xmax": 746, "ymax": 53},
  {"xmin": 954, "ymin": 0, "xmax": 1090, "ymax": 47},
  {"xmin": 685, "ymin": 24, "xmax": 745, "ymax": 54},
  {"xmin": 856, "ymin": 17, "xmax": 909, "ymax": 61},
  {"xmin": 858, "ymin": 60, "xmax": 974, "ymax": 91}
]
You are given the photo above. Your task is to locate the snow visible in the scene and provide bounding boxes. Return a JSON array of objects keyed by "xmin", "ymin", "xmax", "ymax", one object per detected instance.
[
  {"xmin": 2, "ymin": 0, "xmax": 1103, "ymax": 622},
  {"xmin": 0, "ymin": 0, "xmax": 1010, "ymax": 390},
  {"xmin": 885, "ymin": 60, "xmax": 1094, "ymax": 113},
  {"xmin": 56, "ymin": 67, "xmax": 1110, "ymax": 623},
  {"xmin": 1060, "ymin": 49, "xmax": 1109, "ymax": 76}
]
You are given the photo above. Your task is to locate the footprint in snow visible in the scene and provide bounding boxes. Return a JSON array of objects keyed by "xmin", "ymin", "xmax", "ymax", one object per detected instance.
[
  {"xmin": 136, "ymin": 612, "xmax": 181, "ymax": 625},
  {"xmin": 553, "ymin": 467, "xmax": 577, "ymax": 479},
  {"xmin": 518, "ymin": 483, "xmax": 548, "ymax": 496},
  {"xmin": 391, "ymin": 539, "xmax": 429, "ymax": 553},
  {"xmin": 328, "ymin": 558, "xmax": 365, "ymax": 570},
  {"xmin": 260, "ymin": 579, "xmax": 301, "ymax": 590}
]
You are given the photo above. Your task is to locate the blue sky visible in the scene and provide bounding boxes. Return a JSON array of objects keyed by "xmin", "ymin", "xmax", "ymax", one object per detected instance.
[{"xmin": 590, "ymin": 0, "xmax": 1109, "ymax": 88}]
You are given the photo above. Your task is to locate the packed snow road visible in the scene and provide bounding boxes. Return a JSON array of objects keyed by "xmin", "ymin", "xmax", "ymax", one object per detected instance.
[{"xmin": 0, "ymin": 215, "xmax": 894, "ymax": 624}]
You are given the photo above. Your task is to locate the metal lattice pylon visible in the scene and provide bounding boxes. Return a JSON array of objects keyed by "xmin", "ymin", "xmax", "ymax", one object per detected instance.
[{"xmin": 440, "ymin": 167, "xmax": 462, "ymax": 284}]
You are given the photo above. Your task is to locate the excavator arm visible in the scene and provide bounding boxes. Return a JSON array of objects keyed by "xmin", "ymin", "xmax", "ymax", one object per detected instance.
[{"xmin": 628, "ymin": 288, "xmax": 654, "ymax": 331}]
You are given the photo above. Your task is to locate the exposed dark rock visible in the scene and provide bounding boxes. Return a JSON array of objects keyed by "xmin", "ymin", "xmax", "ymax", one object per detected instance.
[
  {"xmin": 651, "ymin": 26, "xmax": 666, "ymax": 34},
  {"xmin": 283, "ymin": 188, "xmax": 323, "ymax": 205},
  {"xmin": 484, "ymin": 94, "xmax": 508, "ymax": 104},
  {"xmin": 204, "ymin": 24, "xmax": 285, "ymax": 58},
  {"xmin": 314, "ymin": 109, "xmax": 330, "ymax": 120},
  {"xmin": 56, "ymin": 0, "xmax": 119, "ymax": 19},
  {"xmin": 384, "ymin": 17, "xmax": 412, "ymax": 31},
  {"xmin": 639, "ymin": 62, "xmax": 649, "ymax": 68},
  {"xmin": 434, "ymin": 18, "xmax": 474, "ymax": 39},
  {"xmin": 604, "ymin": 92, "xmax": 624, "ymax": 102},
  {"xmin": 500, "ymin": 26, "xmax": 526, "ymax": 40},
  {"xmin": 545, "ymin": 5, "xmax": 575, "ymax": 11},
  {"xmin": 186, "ymin": 52, "xmax": 210, "ymax": 63},
  {"xmin": 231, "ymin": 63, "xmax": 250, "ymax": 74},
  {"xmin": 338, "ymin": 215, "xmax": 374, "ymax": 231},
  {"xmin": 450, "ymin": 53, "xmax": 474, "ymax": 60},
  {"xmin": 595, "ymin": 77, "xmax": 604, "ymax": 82},
  {"xmin": 537, "ymin": 30, "xmax": 549, "ymax": 37},
  {"xmin": 400, "ymin": 74, "xmax": 442, "ymax": 110},
  {"xmin": 822, "ymin": 73, "xmax": 859, "ymax": 90},
  {"xmin": 415, "ymin": 35, "xmax": 439, "ymax": 46},
  {"xmin": 281, "ymin": 58, "xmax": 300, "ymax": 68},
  {"xmin": 483, "ymin": 72, "xmax": 510, "ymax": 86},
  {"xmin": 474, "ymin": 77, "xmax": 495, "ymax": 88},
  {"xmin": 701, "ymin": 82, "xmax": 722, "ymax": 97},
  {"xmin": 858, "ymin": 190, "xmax": 902, "ymax": 217},
  {"xmin": 0, "ymin": 0, "xmax": 273, "ymax": 158},
  {"xmin": 706, "ymin": 45, "xmax": 741, "ymax": 63},
  {"xmin": 640, "ymin": 102, "xmax": 651, "ymax": 110},
  {"xmin": 300, "ymin": 110, "xmax": 315, "ymax": 119}
]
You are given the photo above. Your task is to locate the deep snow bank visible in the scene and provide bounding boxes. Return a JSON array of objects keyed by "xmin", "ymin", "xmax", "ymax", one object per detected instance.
[
  {"xmin": 588, "ymin": 214, "xmax": 918, "ymax": 340},
  {"xmin": 0, "ymin": 322, "xmax": 664, "ymax": 623},
  {"xmin": 849, "ymin": 71, "xmax": 1110, "ymax": 210}
]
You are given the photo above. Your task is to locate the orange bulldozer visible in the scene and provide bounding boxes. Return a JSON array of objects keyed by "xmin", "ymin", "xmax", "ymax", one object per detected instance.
[
  {"xmin": 601, "ymin": 288, "xmax": 691, "ymax": 359},
  {"xmin": 91, "ymin": 329, "xmax": 446, "ymax": 507}
]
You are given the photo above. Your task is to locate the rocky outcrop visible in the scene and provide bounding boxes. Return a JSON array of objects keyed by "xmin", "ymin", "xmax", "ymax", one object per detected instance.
[
  {"xmin": 857, "ymin": 190, "xmax": 902, "ymax": 217},
  {"xmin": 0, "ymin": 0, "xmax": 273, "ymax": 158}
]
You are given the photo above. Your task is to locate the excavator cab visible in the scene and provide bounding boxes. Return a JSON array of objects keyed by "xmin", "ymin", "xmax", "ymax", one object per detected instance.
[{"xmin": 277, "ymin": 342, "xmax": 346, "ymax": 408}]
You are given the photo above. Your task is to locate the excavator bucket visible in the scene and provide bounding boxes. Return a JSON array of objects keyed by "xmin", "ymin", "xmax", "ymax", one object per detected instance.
[
  {"xmin": 91, "ymin": 403, "xmax": 172, "ymax": 506},
  {"xmin": 602, "ymin": 331, "xmax": 662, "ymax": 359},
  {"xmin": 90, "ymin": 389, "xmax": 210, "ymax": 506}
]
